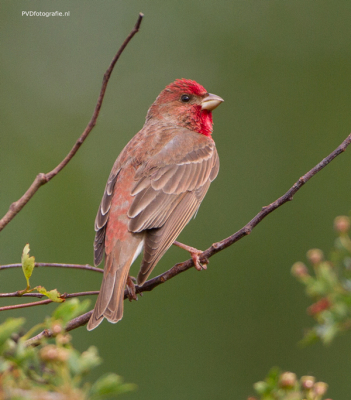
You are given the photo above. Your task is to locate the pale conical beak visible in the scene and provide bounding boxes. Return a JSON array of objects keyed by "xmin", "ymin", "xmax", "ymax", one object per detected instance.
[{"xmin": 201, "ymin": 93, "xmax": 224, "ymax": 111}]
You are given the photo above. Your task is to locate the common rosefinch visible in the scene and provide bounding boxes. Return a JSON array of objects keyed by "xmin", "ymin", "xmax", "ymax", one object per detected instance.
[{"xmin": 87, "ymin": 79, "xmax": 223, "ymax": 330}]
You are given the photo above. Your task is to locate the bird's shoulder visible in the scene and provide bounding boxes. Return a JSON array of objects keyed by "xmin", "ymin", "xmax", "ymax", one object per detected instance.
[{"xmin": 124, "ymin": 123, "xmax": 217, "ymax": 179}]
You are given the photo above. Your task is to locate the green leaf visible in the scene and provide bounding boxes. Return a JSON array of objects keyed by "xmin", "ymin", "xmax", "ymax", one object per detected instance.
[
  {"xmin": 0, "ymin": 318, "xmax": 25, "ymax": 349},
  {"xmin": 52, "ymin": 298, "xmax": 90, "ymax": 325},
  {"xmin": 36, "ymin": 286, "xmax": 64, "ymax": 303},
  {"xmin": 0, "ymin": 305, "xmax": 135, "ymax": 396},
  {"xmin": 299, "ymin": 329, "xmax": 319, "ymax": 347},
  {"xmin": 90, "ymin": 373, "xmax": 136, "ymax": 399},
  {"xmin": 21, "ymin": 244, "xmax": 35, "ymax": 288},
  {"xmin": 68, "ymin": 346, "xmax": 102, "ymax": 376},
  {"xmin": 253, "ymin": 381, "xmax": 269, "ymax": 395}
]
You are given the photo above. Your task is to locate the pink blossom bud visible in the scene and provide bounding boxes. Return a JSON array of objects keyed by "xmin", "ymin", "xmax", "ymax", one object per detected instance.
[
  {"xmin": 51, "ymin": 321, "xmax": 62, "ymax": 335},
  {"xmin": 334, "ymin": 216, "xmax": 350, "ymax": 233},
  {"xmin": 314, "ymin": 381, "xmax": 328, "ymax": 396},
  {"xmin": 301, "ymin": 375, "xmax": 315, "ymax": 389},
  {"xmin": 279, "ymin": 371, "xmax": 297, "ymax": 388},
  {"xmin": 307, "ymin": 298, "xmax": 331, "ymax": 316},
  {"xmin": 291, "ymin": 262, "xmax": 309, "ymax": 279},
  {"xmin": 307, "ymin": 249, "xmax": 323, "ymax": 265}
]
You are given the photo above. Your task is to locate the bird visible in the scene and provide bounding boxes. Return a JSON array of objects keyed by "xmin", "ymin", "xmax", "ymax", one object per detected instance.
[{"xmin": 87, "ymin": 79, "xmax": 223, "ymax": 330}]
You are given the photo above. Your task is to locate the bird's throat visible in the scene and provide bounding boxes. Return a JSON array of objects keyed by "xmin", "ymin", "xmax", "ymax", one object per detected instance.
[{"xmin": 180, "ymin": 106, "xmax": 213, "ymax": 137}]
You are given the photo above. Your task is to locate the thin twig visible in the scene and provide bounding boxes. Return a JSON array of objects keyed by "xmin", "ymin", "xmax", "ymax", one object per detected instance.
[
  {"xmin": 25, "ymin": 132, "xmax": 351, "ymax": 342},
  {"xmin": 25, "ymin": 311, "xmax": 94, "ymax": 346},
  {"xmin": 0, "ymin": 292, "xmax": 45, "ymax": 298},
  {"xmin": 25, "ymin": 330, "xmax": 54, "ymax": 347},
  {"xmin": 1, "ymin": 299, "xmax": 53, "ymax": 311},
  {"xmin": 0, "ymin": 291, "xmax": 99, "ymax": 311},
  {"xmin": 0, "ymin": 263, "xmax": 103, "ymax": 273},
  {"xmin": 0, "ymin": 13, "xmax": 144, "ymax": 232}
]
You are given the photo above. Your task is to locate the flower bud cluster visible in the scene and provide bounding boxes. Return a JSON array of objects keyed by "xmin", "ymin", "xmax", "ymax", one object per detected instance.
[
  {"xmin": 39, "ymin": 344, "xmax": 69, "ymax": 363},
  {"xmin": 291, "ymin": 214, "xmax": 351, "ymax": 345},
  {"xmin": 250, "ymin": 369, "xmax": 330, "ymax": 400}
]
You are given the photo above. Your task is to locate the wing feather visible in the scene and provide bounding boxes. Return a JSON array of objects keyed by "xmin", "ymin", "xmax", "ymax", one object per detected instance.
[
  {"xmin": 137, "ymin": 181, "xmax": 211, "ymax": 285},
  {"xmin": 129, "ymin": 138, "xmax": 218, "ymax": 234},
  {"xmin": 131, "ymin": 176, "xmax": 151, "ymax": 196},
  {"xmin": 129, "ymin": 191, "xmax": 183, "ymax": 232},
  {"xmin": 150, "ymin": 165, "xmax": 179, "ymax": 191},
  {"xmin": 209, "ymin": 149, "xmax": 220, "ymax": 181},
  {"xmin": 94, "ymin": 170, "xmax": 120, "ymax": 266},
  {"xmin": 128, "ymin": 185, "xmax": 158, "ymax": 218}
]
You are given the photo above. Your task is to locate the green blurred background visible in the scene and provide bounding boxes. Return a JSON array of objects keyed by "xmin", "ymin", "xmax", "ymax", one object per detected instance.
[{"xmin": 1, "ymin": 1, "xmax": 351, "ymax": 398}]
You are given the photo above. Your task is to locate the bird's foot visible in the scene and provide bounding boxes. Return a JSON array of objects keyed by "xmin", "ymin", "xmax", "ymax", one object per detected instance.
[
  {"xmin": 126, "ymin": 275, "xmax": 138, "ymax": 302},
  {"xmin": 173, "ymin": 241, "xmax": 208, "ymax": 271}
]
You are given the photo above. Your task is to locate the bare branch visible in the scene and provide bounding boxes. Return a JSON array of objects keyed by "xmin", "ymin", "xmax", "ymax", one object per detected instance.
[
  {"xmin": 25, "ymin": 310, "xmax": 94, "ymax": 347},
  {"xmin": 0, "ymin": 13, "xmax": 144, "ymax": 232},
  {"xmin": 0, "ymin": 291, "xmax": 99, "ymax": 311},
  {"xmin": 0, "ymin": 263, "xmax": 103, "ymax": 273},
  {"xmin": 0, "ymin": 292, "xmax": 46, "ymax": 298},
  {"xmin": 1, "ymin": 299, "xmax": 53, "ymax": 311},
  {"xmin": 203, "ymin": 132, "xmax": 351, "ymax": 257},
  {"xmin": 25, "ymin": 329, "xmax": 53, "ymax": 347}
]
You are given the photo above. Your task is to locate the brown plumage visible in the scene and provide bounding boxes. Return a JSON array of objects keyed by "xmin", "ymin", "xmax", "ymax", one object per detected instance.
[{"xmin": 87, "ymin": 79, "xmax": 223, "ymax": 330}]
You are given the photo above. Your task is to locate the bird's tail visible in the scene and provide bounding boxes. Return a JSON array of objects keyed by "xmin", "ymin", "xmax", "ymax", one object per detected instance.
[{"xmin": 87, "ymin": 240, "xmax": 139, "ymax": 331}]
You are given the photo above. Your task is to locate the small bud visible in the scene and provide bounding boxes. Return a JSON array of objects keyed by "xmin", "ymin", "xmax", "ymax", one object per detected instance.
[
  {"xmin": 253, "ymin": 381, "xmax": 268, "ymax": 394},
  {"xmin": 314, "ymin": 381, "xmax": 328, "ymax": 396},
  {"xmin": 56, "ymin": 333, "xmax": 71, "ymax": 345},
  {"xmin": 334, "ymin": 216, "xmax": 350, "ymax": 234},
  {"xmin": 279, "ymin": 371, "xmax": 297, "ymax": 388},
  {"xmin": 301, "ymin": 375, "xmax": 315, "ymax": 390},
  {"xmin": 307, "ymin": 249, "xmax": 324, "ymax": 265},
  {"xmin": 56, "ymin": 348, "xmax": 69, "ymax": 362},
  {"xmin": 40, "ymin": 345, "xmax": 59, "ymax": 361},
  {"xmin": 39, "ymin": 344, "xmax": 68, "ymax": 363},
  {"xmin": 291, "ymin": 262, "xmax": 309, "ymax": 279},
  {"xmin": 51, "ymin": 321, "xmax": 62, "ymax": 335},
  {"xmin": 307, "ymin": 298, "xmax": 331, "ymax": 316}
]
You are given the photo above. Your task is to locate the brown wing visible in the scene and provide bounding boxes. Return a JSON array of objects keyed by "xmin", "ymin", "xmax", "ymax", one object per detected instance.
[
  {"xmin": 94, "ymin": 165, "xmax": 120, "ymax": 266},
  {"xmin": 127, "ymin": 134, "xmax": 219, "ymax": 285}
]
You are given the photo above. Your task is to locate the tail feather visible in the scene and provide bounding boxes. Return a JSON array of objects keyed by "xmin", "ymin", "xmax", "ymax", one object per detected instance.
[
  {"xmin": 104, "ymin": 263, "xmax": 130, "ymax": 323},
  {"xmin": 87, "ymin": 236, "xmax": 142, "ymax": 331}
]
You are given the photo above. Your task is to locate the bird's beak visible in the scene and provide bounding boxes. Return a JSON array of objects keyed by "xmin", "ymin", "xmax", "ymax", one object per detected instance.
[{"xmin": 201, "ymin": 93, "xmax": 224, "ymax": 111}]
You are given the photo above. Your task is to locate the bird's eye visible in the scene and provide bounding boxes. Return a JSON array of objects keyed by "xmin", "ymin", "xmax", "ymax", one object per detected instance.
[{"xmin": 180, "ymin": 94, "xmax": 191, "ymax": 103}]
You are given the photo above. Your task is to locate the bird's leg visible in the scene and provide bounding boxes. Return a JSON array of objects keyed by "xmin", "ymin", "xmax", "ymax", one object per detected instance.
[
  {"xmin": 126, "ymin": 275, "xmax": 138, "ymax": 302},
  {"xmin": 129, "ymin": 275, "xmax": 137, "ymax": 283},
  {"xmin": 173, "ymin": 241, "xmax": 208, "ymax": 271}
]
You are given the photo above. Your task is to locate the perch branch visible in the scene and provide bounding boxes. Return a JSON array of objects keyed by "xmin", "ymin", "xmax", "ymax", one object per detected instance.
[
  {"xmin": 24, "ymin": 132, "xmax": 351, "ymax": 343},
  {"xmin": 0, "ymin": 13, "xmax": 143, "ymax": 232}
]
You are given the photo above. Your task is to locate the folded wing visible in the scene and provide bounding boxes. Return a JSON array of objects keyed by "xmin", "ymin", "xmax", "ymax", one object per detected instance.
[{"xmin": 127, "ymin": 132, "xmax": 219, "ymax": 285}]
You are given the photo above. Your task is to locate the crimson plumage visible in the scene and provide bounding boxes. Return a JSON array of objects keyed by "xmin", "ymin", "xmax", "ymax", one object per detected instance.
[{"xmin": 87, "ymin": 79, "xmax": 223, "ymax": 330}]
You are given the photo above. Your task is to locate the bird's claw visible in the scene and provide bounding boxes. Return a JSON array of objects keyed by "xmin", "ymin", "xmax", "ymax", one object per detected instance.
[
  {"xmin": 191, "ymin": 251, "xmax": 208, "ymax": 271},
  {"xmin": 126, "ymin": 275, "xmax": 138, "ymax": 302},
  {"xmin": 173, "ymin": 241, "xmax": 208, "ymax": 271}
]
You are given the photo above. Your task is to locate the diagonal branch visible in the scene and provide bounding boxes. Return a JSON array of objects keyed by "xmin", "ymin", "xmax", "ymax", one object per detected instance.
[
  {"xmin": 0, "ymin": 12, "xmax": 143, "ymax": 232},
  {"xmin": 25, "ymin": 132, "xmax": 351, "ymax": 345}
]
